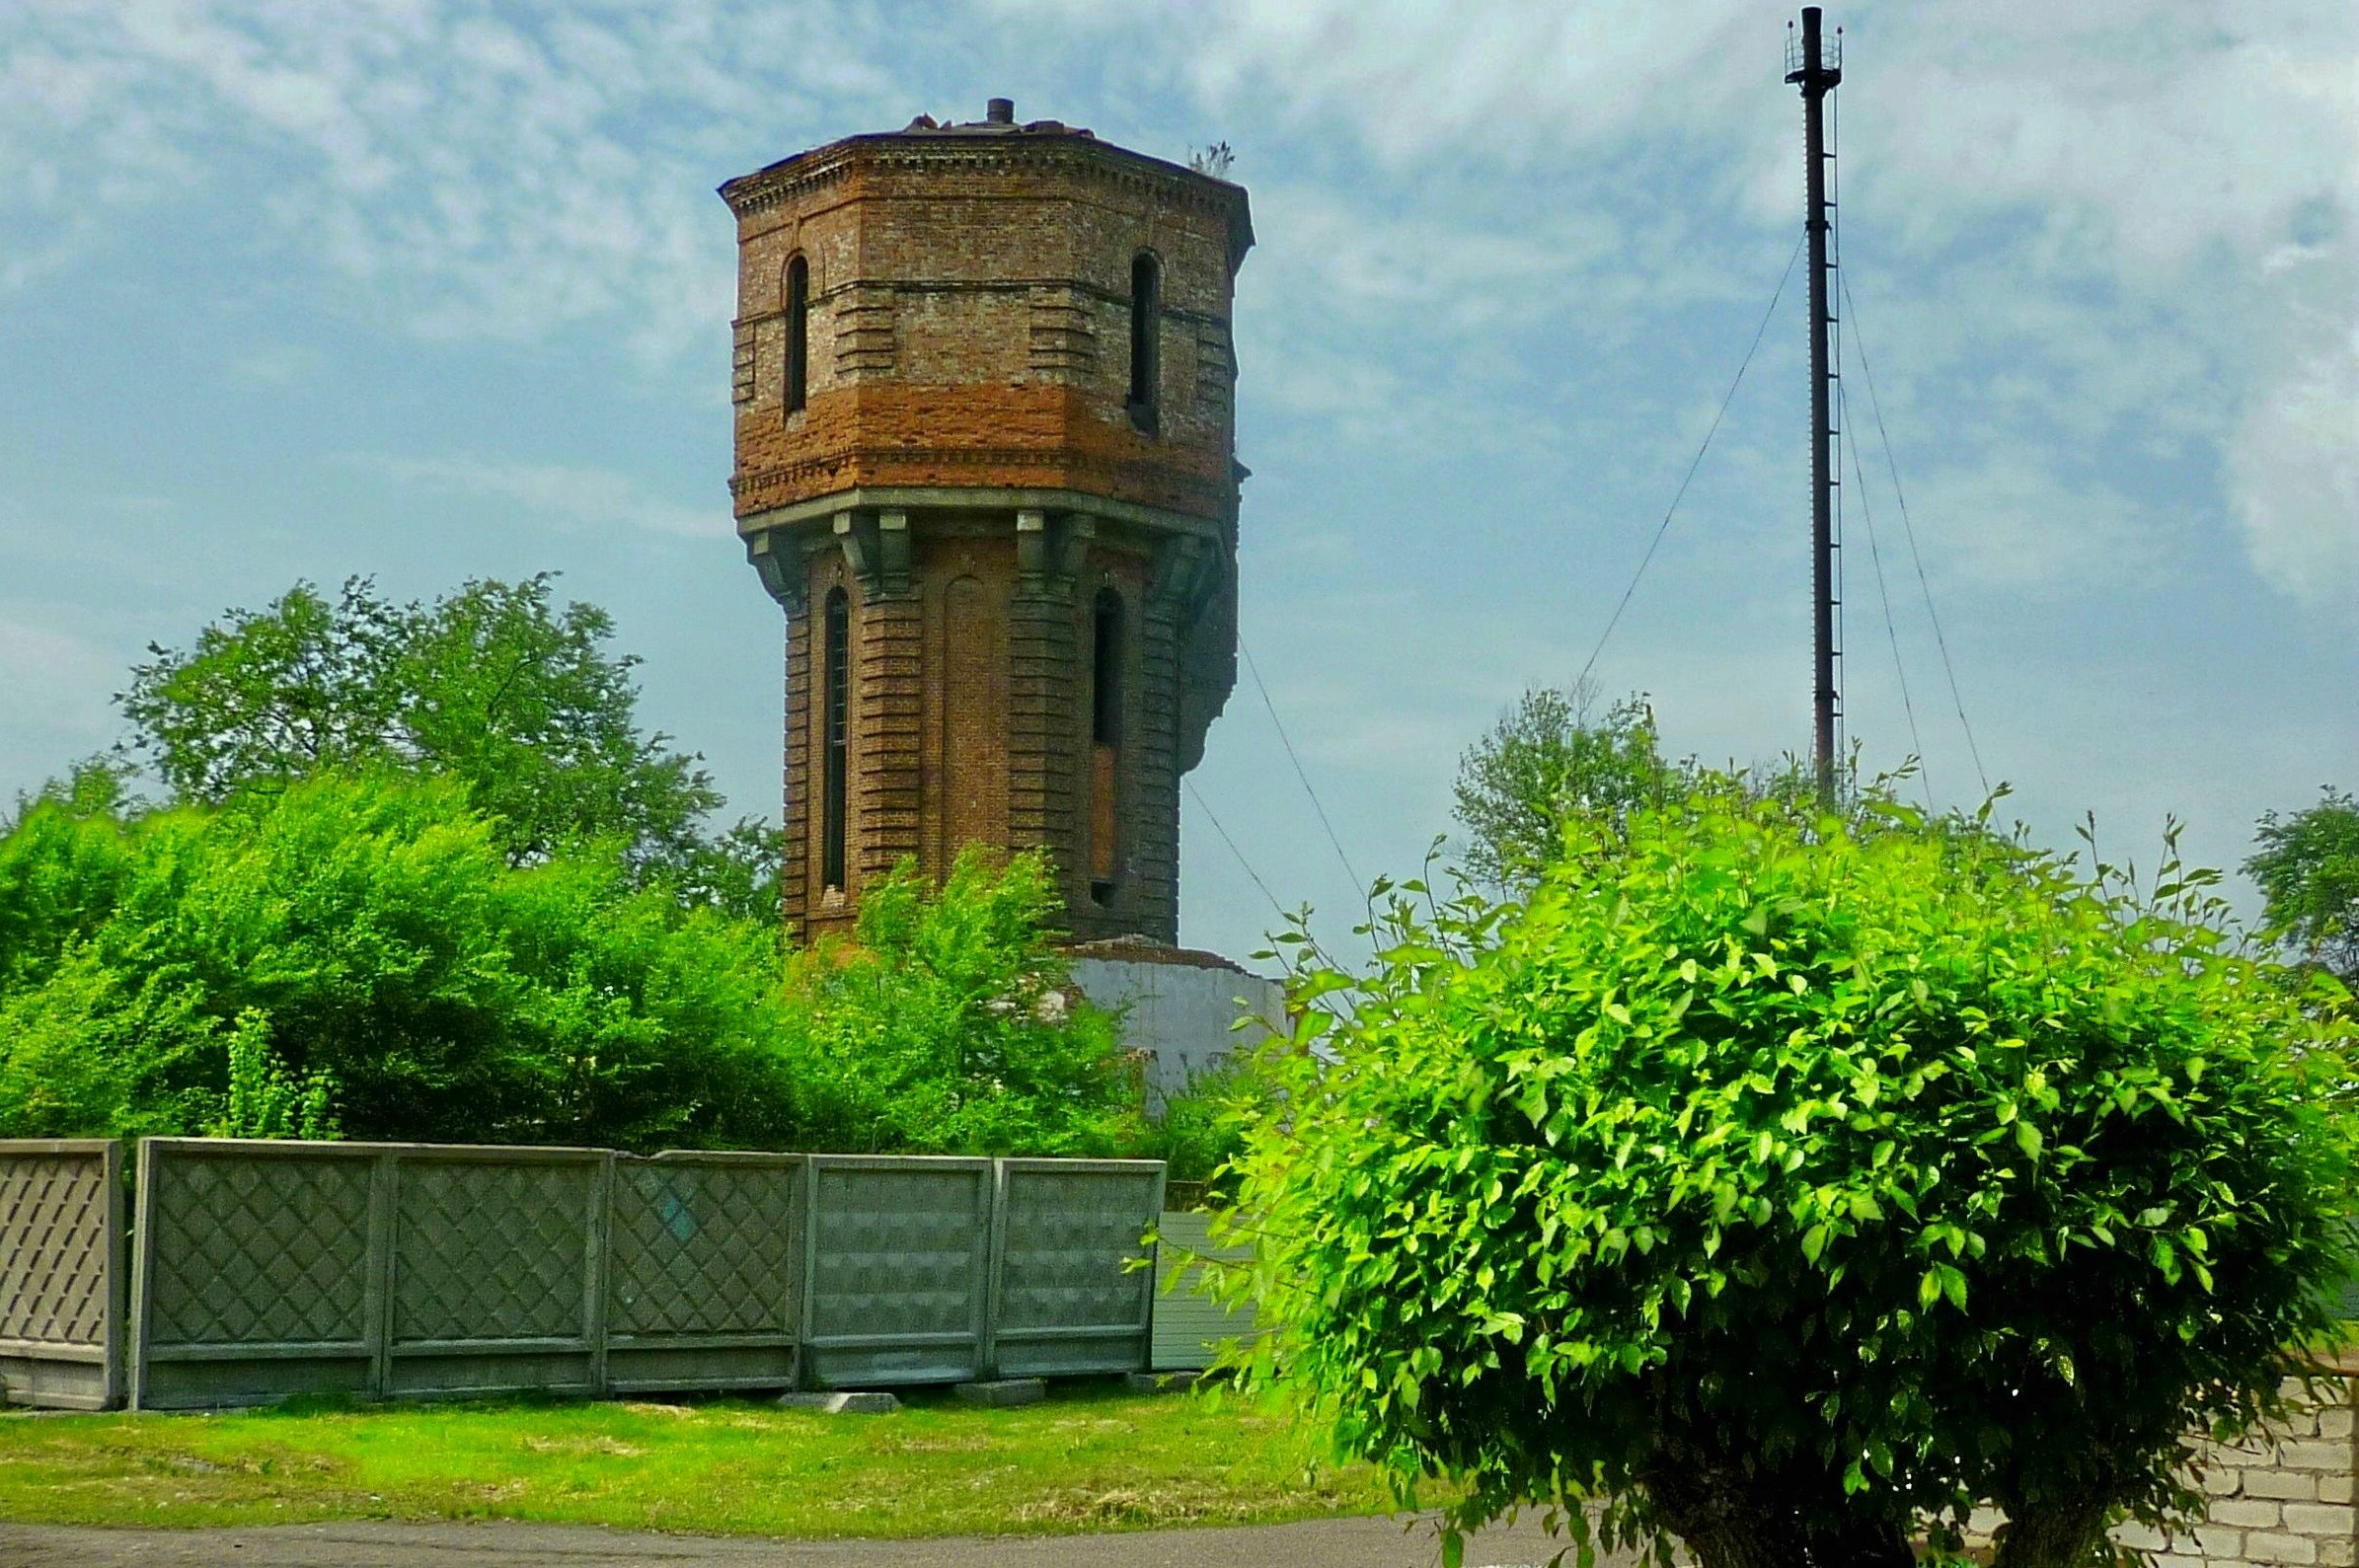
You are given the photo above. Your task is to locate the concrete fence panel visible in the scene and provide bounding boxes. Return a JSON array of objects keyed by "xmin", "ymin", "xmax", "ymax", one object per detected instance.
[
  {"xmin": 0, "ymin": 1139, "xmax": 122, "ymax": 1409},
  {"xmin": 382, "ymin": 1146, "xmax": 608, "ymax": 1401},
  {"xmin": 132, "ymin": 1139, "xmax": 378, "ymax": 1410},
  {"xmin": 607, "ymin": 1152, "xmax": 803, "ymax": 1393},
  {"xmin": 97, "ymin": 1141, "xmax": 1168, "ymax": 1407},
  {"xmin": 801, "ymin": 1155, "xmax": 994, "ymax": 1388},
  {"xmin": 992, "ymin": 1157, "xmax": 1163, "ymax": 1379}
]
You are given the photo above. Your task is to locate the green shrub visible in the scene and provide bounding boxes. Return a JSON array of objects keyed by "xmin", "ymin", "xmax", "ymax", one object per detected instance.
[
  {"xmin": 0, "ymin": 772, "xmax": 796, "ymax": 1149},
  {"xmin": 1231, "ymin": 783, "xmax": 2357, "ymax": 1568},
  {"xmin": 777, "ymin": 849, "xmax": 1141, "ymax": 1156}
]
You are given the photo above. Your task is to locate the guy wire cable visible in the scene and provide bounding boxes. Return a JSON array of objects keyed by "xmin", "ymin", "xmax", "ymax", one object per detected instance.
[
  {"xmin": 1839, "ymin": 270, "xmax": 1991, "ymax": 799},
  {"xmin": 1840, "ymin": 374, "xmax": 1935, "ymax": 809},
  {"xmin": 1237, "ymin": 630, "xmax": 1363, "ymax": 895},
  {"xmin": 1574, "ymin": 231, "xmax": 1808, "ymax": 694}
]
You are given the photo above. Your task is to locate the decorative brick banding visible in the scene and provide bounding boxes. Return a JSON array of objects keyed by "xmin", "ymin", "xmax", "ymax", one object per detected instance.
[{"xmin": 722, "ymin": 109, "xmax": 1250, "ymax": 944}]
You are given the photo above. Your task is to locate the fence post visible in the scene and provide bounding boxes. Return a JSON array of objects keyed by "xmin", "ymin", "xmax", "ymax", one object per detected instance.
[
  {"xmin": 101, "ymin": 1140, "xmax": 125, "ymax": 1409},
  {"xmin": 585, "ymin": 1152, "xmax": 613, "ymax": 1397},
  {"xmin": 796, "ymin": 1158, "xmax": 821, "ymax": 1391},
  {"xmin": 363, "ymin": 1150, "xmax": 399, "ymax": 1400},
  {"xmin": 981, "ymin": 1159, "xmax": 1011, "ymax": 1381},
  {"xmin": 126, "ymin": 1140, "xmax": 157, "ymax": 1411}
]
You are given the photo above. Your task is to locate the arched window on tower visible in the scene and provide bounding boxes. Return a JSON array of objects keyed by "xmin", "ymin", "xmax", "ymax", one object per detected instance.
[
  {"xmin": 1090, "ymin": 587, "xmax": 1124, "ymax": 903},
  {"xmin": 1126, "ymin": 252, "xmax": 1160, "ymax": 435},
  {"xmin": 784, "ymin": 256, "xmax": 810, "ymax": 414},
  {"xmin": 822, "ymin": 586, "xmax": 849, "ymax": 893}
]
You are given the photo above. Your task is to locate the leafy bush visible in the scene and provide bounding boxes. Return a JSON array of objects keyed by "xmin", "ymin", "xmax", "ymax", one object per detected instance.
[
  {"xmin": 777, "ymin": 849, "xmax": 1141, "ymax": 1156},
  {"xmin": 206, "ymin": 1011, "xmax": 339, "ymax": 1140},
  {"xmin": 1231, "ymin": 783, "xmax": 2357, "ymax": 1568},
  {"xmin": 1141, "ymin": 1053, "xmax": 1272, "ymax": 1194},
  {"xmin": 0, "ymin": 781, "xmax": 1142, "ymax": 1157},
  {"xmin": 0, "ymin": 772, "xmax": 798, "ymax": 1148}
]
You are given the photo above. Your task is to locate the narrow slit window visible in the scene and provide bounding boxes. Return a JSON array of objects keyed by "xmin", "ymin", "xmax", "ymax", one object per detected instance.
[
  {"xmin": 784, "ymin": 256, "xmax": 809, "ymax": 414},
  {"xmin": 822, "ymin": 586, "xmax": 849, "ymax": 892},
  {"xmin": 1090, "ymin": 588, "xmax": 1123, "ymax": 901},
  {"xmin": 1126, "ymin": 252, "xmax": 1160, "ymax": 432}
]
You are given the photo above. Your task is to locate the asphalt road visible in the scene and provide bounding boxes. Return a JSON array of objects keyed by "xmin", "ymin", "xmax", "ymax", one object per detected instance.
[{"xmin": 0, "ymin": 1515, "xmax": 1620, "ymax": 1568}]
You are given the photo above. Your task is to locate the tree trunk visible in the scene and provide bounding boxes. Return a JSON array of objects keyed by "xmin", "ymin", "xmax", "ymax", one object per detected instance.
[
  {"xmin": 1990, "ymin": 1500, "xmax": 2108, "ymax": 1568},
  {"xmin": 1806, "ymin": 1519, "xmax": 1919, "ymax": 1568},
  {"xmin": 1641, "ymin": 1456, "xmax": 1813, "ymax": 1568}
]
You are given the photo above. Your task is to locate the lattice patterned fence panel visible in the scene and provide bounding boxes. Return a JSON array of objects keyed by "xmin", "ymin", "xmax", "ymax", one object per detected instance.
[
  {"xmin": 802, "ymin": 1156, "xmax": 995, "ymax": 1388},
  {"xmin": 992, "ymin": 1158, "xmax": 1162, "ymax": 1378},
  {"xmin": 607, "ymin": 1152, "xmax": 802, "ymax": 1393},
  {"xmin": 133, "ymin": 1139, "xmax": 375, "ymax": 1410},
  {"xmin": 132, "ymin": 1140, "xmax": 617, "ymax": 1408},
  {"xmin": 384, "ymin": 1147, "xmax": 607, "ymax": 1400},
  {"xmin": 0, "ymin": 1140, "xmax": 121, "ymax": 1409}
]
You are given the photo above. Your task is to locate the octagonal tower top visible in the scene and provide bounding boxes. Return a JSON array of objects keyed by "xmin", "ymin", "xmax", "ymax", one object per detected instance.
[{"xmin": 719, "ymin": 103, "xmax": 1254, "ymax": 529}]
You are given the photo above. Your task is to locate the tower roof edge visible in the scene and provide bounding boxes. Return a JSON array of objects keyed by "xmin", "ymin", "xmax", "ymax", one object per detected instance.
[{"xmin": 717, "ymin": 123, "xmax": 1253, "ymax": 265}]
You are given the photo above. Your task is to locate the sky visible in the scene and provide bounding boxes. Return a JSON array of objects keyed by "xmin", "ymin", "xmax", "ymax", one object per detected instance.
[{"xmin": 2, "ymin": 0, "xmax": 2353, "ymax": 968}]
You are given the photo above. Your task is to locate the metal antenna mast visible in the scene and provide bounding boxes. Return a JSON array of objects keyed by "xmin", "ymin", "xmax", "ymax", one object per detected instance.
[{"xmin": 1788, "ymin": 7, "xmax": 1842, "ymax": 806}]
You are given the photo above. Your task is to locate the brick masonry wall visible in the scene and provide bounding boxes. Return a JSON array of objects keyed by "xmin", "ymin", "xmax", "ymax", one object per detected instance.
[
  {"xmin": 723, "ymin": 128, "xmax": 1247, "ymax": 526},
  {"xmin": 2119, "ymin": 1375, "xmax": 2359, "ymax": 1567},
  {"xmin": 726, "ymin": 113, "xmax": 1247, "ymax": 946},
  {"xmin": 1956, "ymin": 1374, "xmax": 2359, "ymax": 1565}
]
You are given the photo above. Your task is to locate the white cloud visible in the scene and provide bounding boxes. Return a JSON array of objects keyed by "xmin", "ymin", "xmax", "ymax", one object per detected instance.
[
  {"xmin": 996, "ymin": 0, "xmax": 2359, "ymax": 602},
  {"xmin": 2231, "ymin": 312, "xmax": 2359, "ymax": 601},
  {"xmin": 1, "ymin": 0, "xmax": 905, "ymax": 358},
  {"xmin": 346, "ymin": 453, "xmax": 720, "ymax": 539}
]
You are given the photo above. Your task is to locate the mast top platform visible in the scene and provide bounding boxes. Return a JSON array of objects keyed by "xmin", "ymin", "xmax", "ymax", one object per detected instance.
[{"xmin": 1786, "ymin": 9, "xmax": 1843, "ymax": 91}]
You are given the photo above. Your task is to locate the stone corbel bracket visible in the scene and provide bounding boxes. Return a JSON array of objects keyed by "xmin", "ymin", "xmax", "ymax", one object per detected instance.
[
  {"xmin": 1016, "ymin": 509, "xmax": 1095, "ymax": 597},
  {"xmin": 834, "ymin": 508, "xmax": 913, "ymax": 597}
]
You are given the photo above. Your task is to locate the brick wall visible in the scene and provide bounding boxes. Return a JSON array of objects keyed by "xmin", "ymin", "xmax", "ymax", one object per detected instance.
[
  {"xmin": 2119, "ymin": 1374, "xmax": 2359, "ymax": 1567},
  {"xmin": 725, "ymin": 111, "xmax": 1249, "ymax": 946}
]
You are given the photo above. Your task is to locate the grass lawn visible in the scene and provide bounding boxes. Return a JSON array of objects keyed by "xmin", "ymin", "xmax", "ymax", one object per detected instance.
[{"xmin": 0, "ymin": 1381, "xmax": 1402, "ymax": 1538}]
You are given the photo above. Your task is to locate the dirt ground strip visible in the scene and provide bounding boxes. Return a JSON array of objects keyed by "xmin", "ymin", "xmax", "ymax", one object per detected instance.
[{"xmin": 0, "ymin": 1515, "xmax": 1623, "ymax": 1568}]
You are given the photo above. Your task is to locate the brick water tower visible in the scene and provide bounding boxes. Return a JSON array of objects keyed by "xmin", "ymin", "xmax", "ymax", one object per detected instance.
[{"xmin": 721, "ymin": 100, "xmax": 1253, "ymax": 945}]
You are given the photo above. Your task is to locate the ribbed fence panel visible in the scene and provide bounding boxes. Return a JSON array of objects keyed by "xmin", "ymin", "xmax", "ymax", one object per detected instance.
[
  {"xmin": 0, "ymin": 1140, "xmax": 121, "ymax": 1409},
  {"xmin": 992, "ymin": 1158, "xmax": 1162, "ymax": 1378},
  {"xmin": 1150, "ymin": 1207, "xmax": 1258, "ymax": 1373},
  {"xmin": 801, "ymin": 1156, "xmax": 994, "ymax": 1388}
]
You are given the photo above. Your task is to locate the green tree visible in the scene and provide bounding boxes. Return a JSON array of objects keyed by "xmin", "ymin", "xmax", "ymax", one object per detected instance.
[
  {"xmin": 1452, "ymin": 685, "xmax": 1680, "ymax": 890},
  {"xmin": 118, "ymin": 575, "xmax": 735, "ymax": 881},
  {"xmin": 2248, "ymin": 787, "xmax": 2359, "ymax": 989},
  {"xmin": 1230, "ymin": 784, "xmax": 2356, "ymax": 1568},
  {"xmin": 779, "ymin": 849, "xmax": 1141, "ymax": 1156},
  {"xmin": 0, "ymin": 772, "xmax": 798, "ymax": 1149}
]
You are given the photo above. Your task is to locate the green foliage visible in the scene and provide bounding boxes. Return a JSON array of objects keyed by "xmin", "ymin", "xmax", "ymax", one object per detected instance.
[
  {"xmin": 1141, "ymin": 1053, "xmax": 1272, "ymax": 1193},
  {"xmin": 0, "ymin": 773, "xmax": 798, "ymax": 1149},
  {"xmin": 2248, "ymin": 787, "xmax": 2359, "ymax": 989},
  {"xmin": 206, "ymin": 1011, "xmax": 339, "ymax": 1140},
  {"xmin": 8, "ymin": 577, "xmax": 1149, "ymax": 1160},
  {"xmin": 118, "ymin": 576, "xmax": 729, "ymax": 881},
  {"xmin": 0, "ymin": 782, "xmax": 1140, "ymax": 1157},
  {"xmin": 1451, "ymin": 685, "xmax": 1682, "ymax": 890},
  {"xmin": 777, "ymin": 849, "xmax": 1141, "ymax": 1156},
  {"xmin": 1231, "ymin": 782, "xmax": 2358, "ymax": 1568}
]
